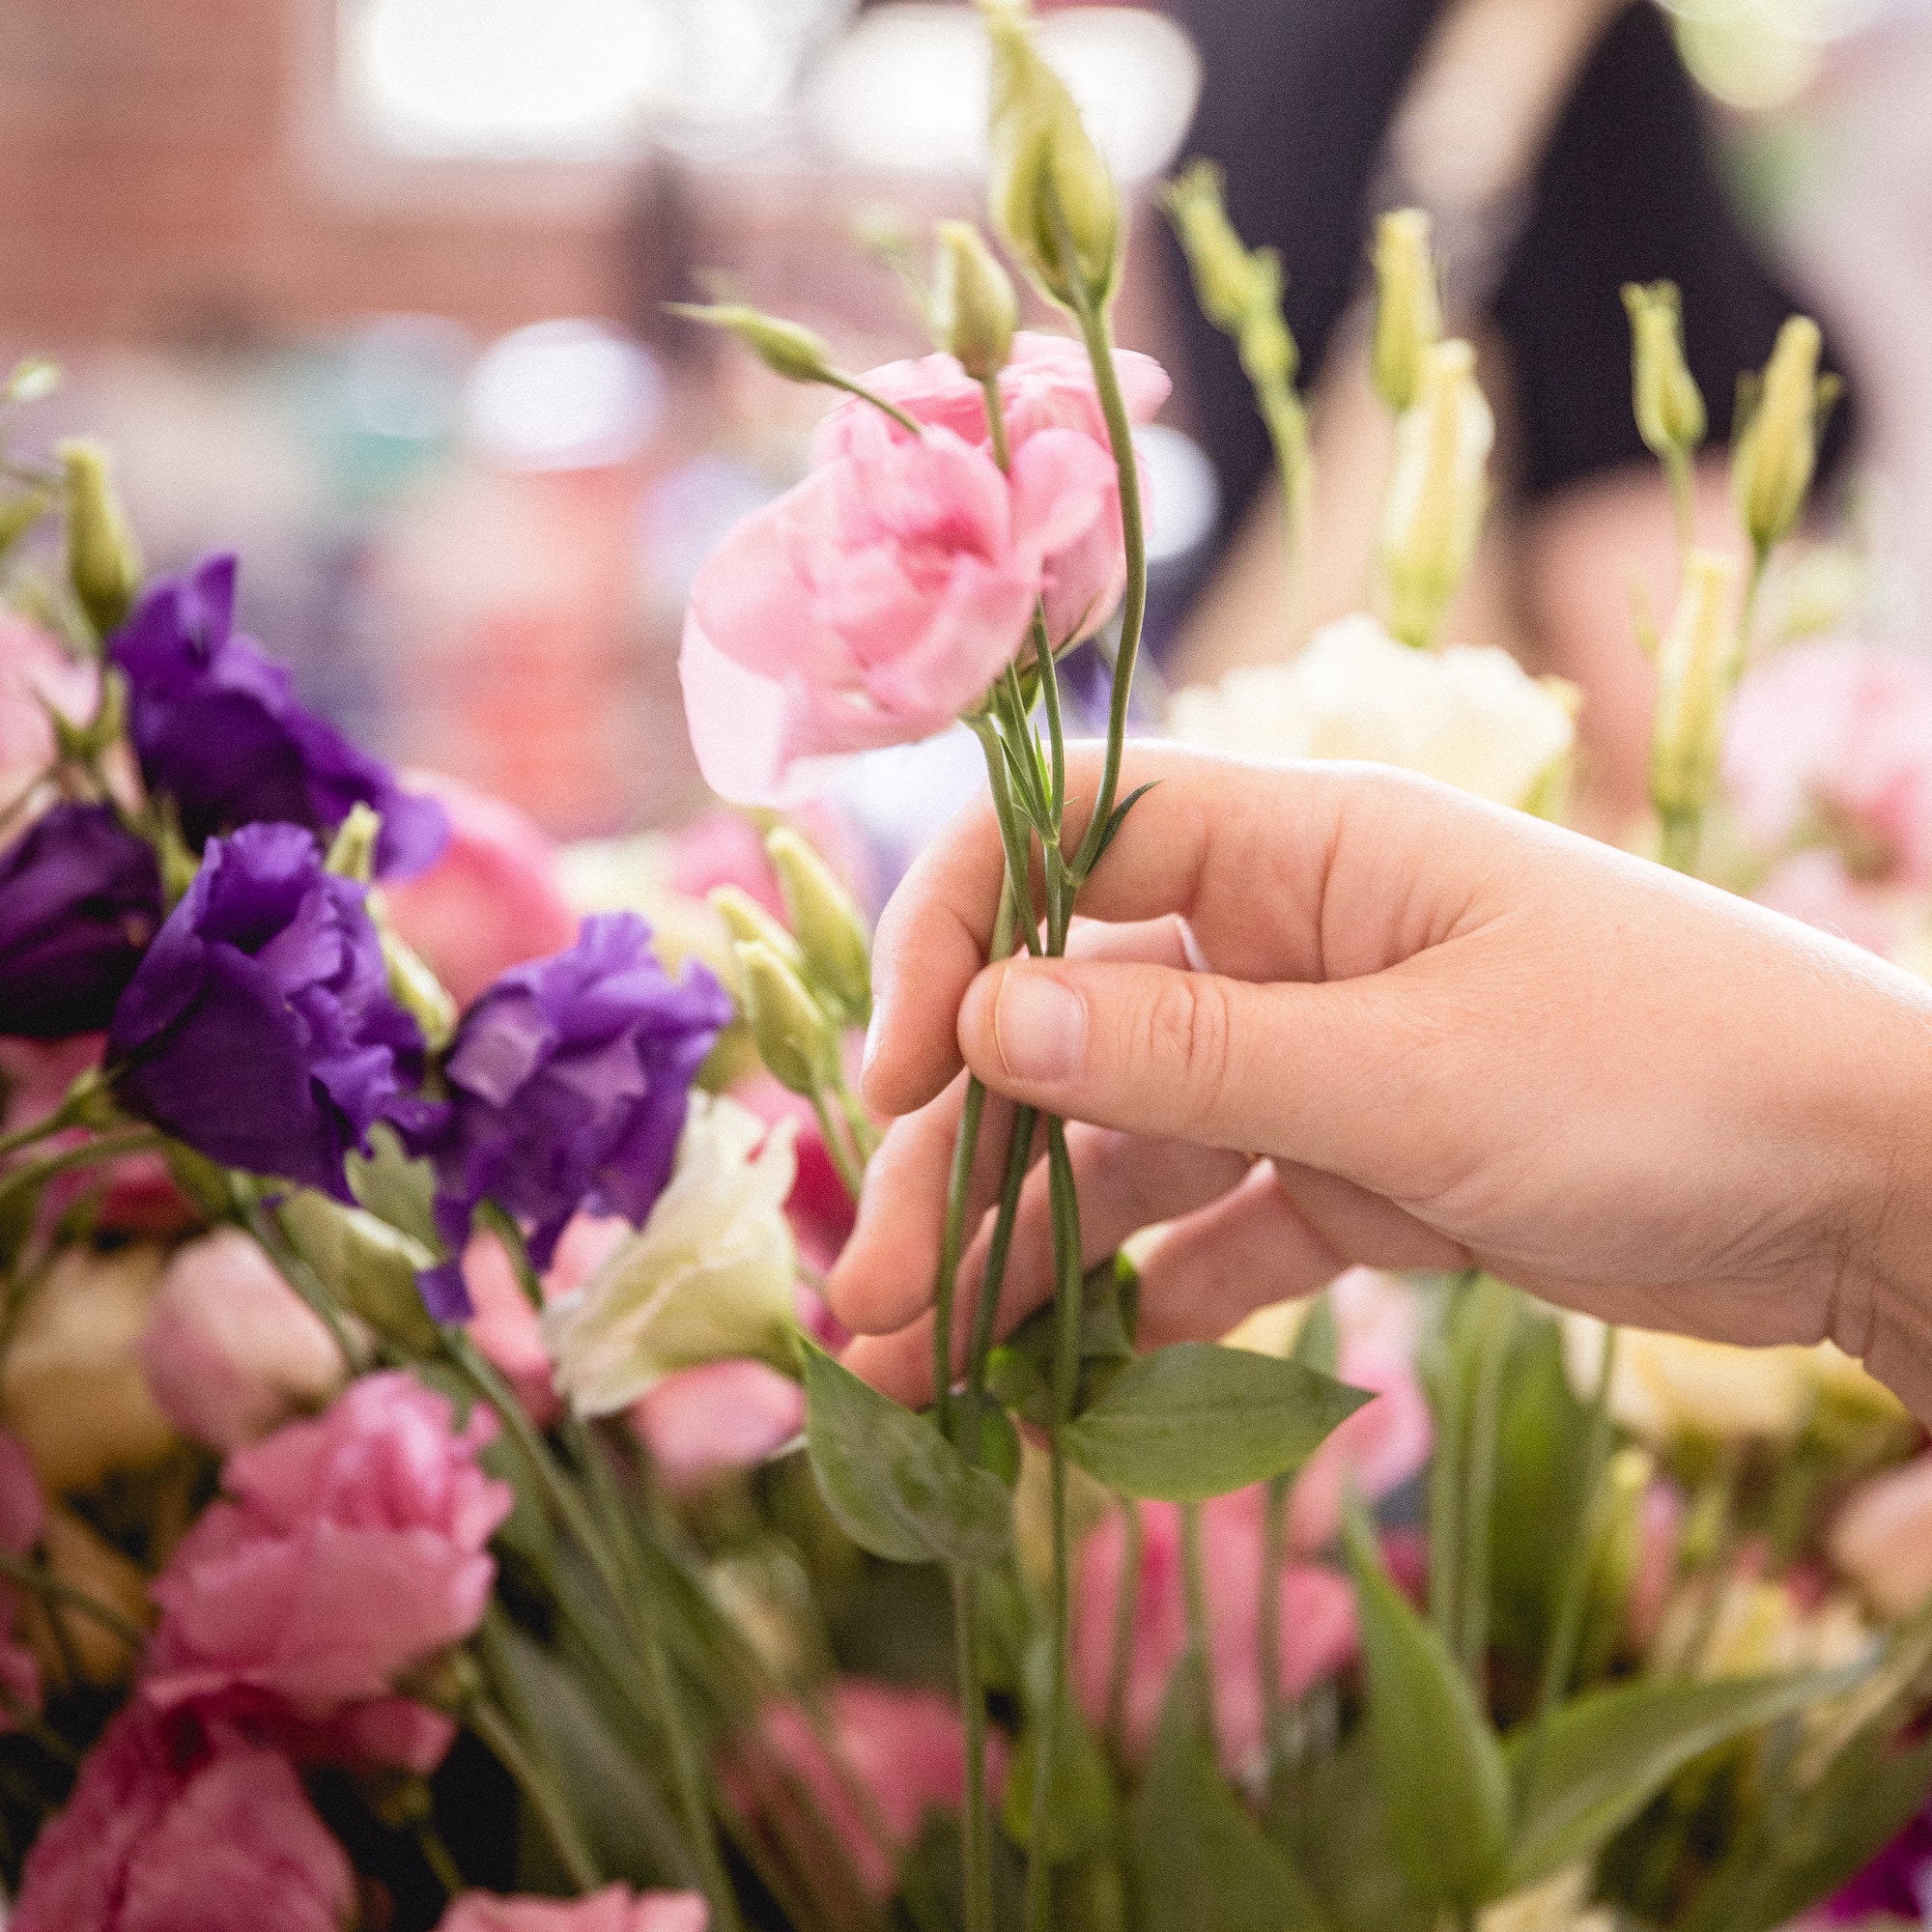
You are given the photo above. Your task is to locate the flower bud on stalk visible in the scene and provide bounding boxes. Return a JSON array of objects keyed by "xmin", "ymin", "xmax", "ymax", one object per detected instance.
[
  {"xmin": 1161, "ymin": 160, "xmax": 1297, "ymax": 393},
  {"xmin": 1650, "ymin": 548, "xmax": 1742, "ymax": 837},
  {"xmin": 933, "ymin": 221, "xmax": 1017, "ymax": 382},
  {"xmin": 669, "ymin": 303, "xmax": 837, "ymax": 384},
  {"xmin": 710, "ymin": 885, "xmax": 807, "ymax": 976},
  {"xmin": 1622, "ymin": 281, "xmax": 1706, "ymax": 462},
  {"xmin": 766, "ymin": 826, "xmax": 871, "ymax": 1025},
  {"xmin": 737, "ymin": 939, "xmax": 839, "ymax": 1098},
  {"xmin": 279, "ymin": 1189, "xmax": 440, "ymax": 1352},
  {"xmin": 324, "ymin": 802, "xmax": 383, "ymax": 885},
  {"xmin": 981, "ymin": 0, "xmax": 1121, "ymax": 311},
  {"xmin": 1732, "ymin": 315, "xmax": 1838, "ymax": 559},
  {"xmin": 58, "ymin": 438, "xmax": 141, "ymax": 644},
  {"xmin": 1370, "ymin": 210, "xmax": 1441, "ymax": 415},
  {"xmin": 1378, "ymin": 339, "xmax": 1492, "ymax": 649}
]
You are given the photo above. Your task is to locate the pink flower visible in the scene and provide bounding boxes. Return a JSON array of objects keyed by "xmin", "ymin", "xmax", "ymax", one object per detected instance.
[
  {"xmin": 14, "ymin": 1707, "xmax": 355, "ymax": 1932},
  {"xmin": 1751, "ymin": 848, "xmax": 1918, "ymax": 959},
  {"xmin": 437, "ymin": 1888, "xmax": 707, "ymax": 1932},
  {"xmin": 0, "ymin": 612, "xmax": 97, "ymax": 813},
  {"xmin": 1832, "ymin": 1453, "xmax": 1932, "ymax": 1619},
  {"xmin": 733, "ymin": 1071, "xmax": 856, "ymax": 1273},
  {"xmin": 139, "ymin": 1229, "xmax": 347, "ymax": 1454},
  {"xmin": 1073, "ymin": 1492, "xmax": 1358, "ymax": 1776},
  {"xmin": 667, "ymin": 803, "xmax": 875, "ymax": 924},
  {"xmin": 742, "ymin": 1680, "xmax": 1002, "ymax": 1899},
  {"xmin": 633, "ymin": 1359, "xmax": 805, "ymax": 1492},
  {"xmin": 143, "ymin": 1371, "xmax": 513, "ymax": 1774},
  {"xmin": 1724, "ymin": 640, "xmax": 1932, "ymax": 883},
  {"xmin": 1628, "ymin": 1479, "xmax": 1686, "ymax": 1650},
  {"xmin": 1285, "ymin": 1338, "xmax": 1435, "ymax": 1555},
  {"xmin": 681, "ymin": 335, "xmax": 1167, "ymax": 807},
  {"xmin": 383, "ymin": 769, "xmax": 580, "ymax": 1009}
]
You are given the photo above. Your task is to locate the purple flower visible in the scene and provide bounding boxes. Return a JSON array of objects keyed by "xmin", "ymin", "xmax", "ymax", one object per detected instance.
[
  {"xmin": 107, "ymin": 822, "xmax": 430, "ymax": 1197},
  {"xmin": 1827, "ymin": 1801, "xmax": 1932, "ymax": 1920},
  {"xmin": 113, "ymin": 555, "xmax": 446, "ymax": 880},
  {"xmin": 0, "ymin": 804, "xmax": 163, "ymax": 1040},
  {"xmin": 408, "ymin": 913, "xmax": 732, "ymax": 1321}
]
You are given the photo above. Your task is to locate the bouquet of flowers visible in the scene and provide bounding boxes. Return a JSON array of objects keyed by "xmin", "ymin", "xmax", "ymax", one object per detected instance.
[{"xmin": 3, "ymin": 6, "xmax": 1932, "ymax": 1930}]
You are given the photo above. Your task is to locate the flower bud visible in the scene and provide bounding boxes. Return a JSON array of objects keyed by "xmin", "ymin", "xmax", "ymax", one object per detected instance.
[
  {"xmin": 933, "ymin": 221, "xmax": 1017, "ymax": 382},
  {"xmin": 766, "ymin": 826, "xmax": 871, "ymax": 1024},
  {"xmin": 709, "ymin": 884, "xmax": 807, "ymax": 975},
  {"xmin": 1161, "ymin": 160, "xmax": 1259, "ymax": 335},
  {"xmin": 1622, "ymin": 281, "xmax": 1706, "ymax": 460},
  {"xmin": 380, "ymin": 921, "xmax": 458, "ymax": 1054},
  {"xmin": 1377, "ymin": 339, "xmax": 1492, "ymax": 649},
  {"xmin": 58, "ymin": 439, "xmax": 142, "ymax": 643},
  {"xmin": 324, "ymin": 802, "xmax": 382, "ymax": 884},
  {"xmin": 279, "ymin": 1189, "xmax": 440, "ymax": 1352},
  {"xmin": 982, "ymin": 0, "xmax": 1120, "ymax": 311},
  {"xmin": 737, "ymin": 939, "xmax": 838, "ymax": 1097},
  {"xmin": 668, "ymin": 303, "xmax": 836, "ymax": 385},
  {"xmin": 1732, "ymin": 315, "xmax": 1837, "ymax": 557},
  {"xmin": 1650, "ymin": 548, "xmax": 1742, "ymax": 827},
  {"xmin": 1370, "ymin": 210, "xmax": 1441, "ymax": 415}
]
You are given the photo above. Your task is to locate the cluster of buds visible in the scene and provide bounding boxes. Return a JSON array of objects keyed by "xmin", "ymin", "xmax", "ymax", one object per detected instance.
[{"xmin": 1162, "ymin": 161, "xmax": 1298, "ymax": 400}]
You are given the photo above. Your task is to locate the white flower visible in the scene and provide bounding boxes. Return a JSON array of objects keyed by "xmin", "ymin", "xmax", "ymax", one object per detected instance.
[
  {"xmin": 1167, "ymin": 613, "xmax": 1576, "ymax": 812},
  {"xmin": 542, "ymin": 1094, "xmax": 799, "ymax": 1416},
  {"xmin": 1561, "ymin": 1316, "xmax": 1815, "ymax": 1444}
]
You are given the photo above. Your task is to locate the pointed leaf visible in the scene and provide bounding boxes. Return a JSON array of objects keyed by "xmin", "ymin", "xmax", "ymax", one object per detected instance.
[
  {"xmin": 802, "ymin": 1342, "xmax": 1013, "ymax": 1567},
  {"xmin": 1503, "ymin": 1663, "xmax": 1869, "ymax": 1894},
  {"xmin": 1281, "ymin": 1734, "xmax": 1435, "ymax": 1932},
  {"xmin": 1342, "ymin": 1500, "xmax": 1510, "ymax": 1910},
  {"xmin": 1002, "ymin": 1702, "xmax": 1117, "ymax": 1863},
  {"xmin": 1062, "ymin": 1342, "xmax": 1369, "ymax": 1502},
  {"xmin": 1131, "ymin": 1670, "xmax": 1333, "ymax": 1931},
  {"xmin": 1093, "ymin": 781, "xmax": 1160, "ymax": 867}
]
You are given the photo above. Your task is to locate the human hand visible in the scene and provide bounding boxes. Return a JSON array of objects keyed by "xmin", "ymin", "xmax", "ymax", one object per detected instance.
[{"xmin": 827, "ymin": 745, "xmax": 1932, "ymax": 1418}]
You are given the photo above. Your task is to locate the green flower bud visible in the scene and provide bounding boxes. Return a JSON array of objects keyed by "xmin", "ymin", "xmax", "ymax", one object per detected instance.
[
  {"xmin": 1378, "ymin": 339, "xmax": 1492, "ymax": 649},
  {"xmin": 766, "ymin": 826, "xmax": 871, "ymax": 1023},
  {"xmin": 932, "ymin": 221, "xmax": 1018, "ymax": 382},
  {"xmin": 982, "ymin": 0, "xmax": 1120, "ymax": 311},
  {"xmin": 709, "ymin": 885, "xmax": 806, "ymax": 975},
  {"xmin": 0, "ymin": 488, "xmax": 50, "ymax": 560},
  {"xmin": 380, "ymin": 923, "xmax": 458, "ymax": 1055},
  {"xmin": 58, "ymin": 439, "xmax": 142, "ymax": 643},
  {"xmin": 279, "ymin": 1189, "xmax": 441, "ymax": 1352},
  {"xmin": 737, "ymin": 939, "xmax": 838, "ymax": 1097},
  {"xmin": 1370, "ymin": 210, "xmax": 1441, "ymax": 415},
  {"xmin": 1161, "ymin": 159, "xmax": 1258, "ymax": 335},
  {"xmin": 668, "ymin": 303, "xmax": 836, "ymax": 385},
  {"xmin": 1650, "ymin": 548, "xmax": 1742, "ymax": 827},
  {"xmin": 1732, "ymin": 315, "xmax": 1837, "ymax": 557},
  {"xmin": 324, "ymin": 802, "xmax": 382, "ymax": 884},
  {"xmin": 1622, "ymin": 281, "xmax": 1706, "ymax": 460}
]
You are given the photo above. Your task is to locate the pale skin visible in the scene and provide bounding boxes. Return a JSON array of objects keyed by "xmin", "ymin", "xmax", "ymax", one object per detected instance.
[{"xmin": 828, "ymin": 744, "xmax": 1932, "ymax": 1423}]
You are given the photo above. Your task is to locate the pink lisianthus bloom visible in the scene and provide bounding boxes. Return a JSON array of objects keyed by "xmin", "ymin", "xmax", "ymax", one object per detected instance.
[
  {"xmin": 1072, "ymin": 1491, "xmax": 1359, "ymax": 1777},
  {"xmin": 1723, "ymin": 639, "xmax": 1932, "ymax": 884},
  {"xmin": 1831, "ymin": 1453, "xmax": 1932, "ymax": 1619},
  {"xmin": 681, "ymin": 335, "xmax": 1168, "ymax": 807},
  {"xmin": 1750, "ymin": 848, "xmax": 1918, "ymax": 960},
  {"xmin": 740, "ymin": 1680, "xmax": 1003, "ymax": 1900},
  {"xmin": 1284, "ymin": 1337, "xmax": 1435, "ymax": 1555},
  {"xmin": 14, "ymin": 1706, "xmax": 355, "ymax": 1932},
  {"xmin": 438, "ymin": 1887, "xmax": 707, "ymax": 1932},
  {"xmin": 633, "ymin": 1358, "xmax": 805, "ymax": 1493},
  {"xmin": 0, "ymin": 611, "xmax": 97, "ymax": 812},
  {"xmin": 142, "ymin": 1371, "xmax": 513, "ymax": 1776},
  {"xmin": 139, "ymin": 1228, "xmax": 347, "ymax": 1454},
  {"xmin": 382, "ymin": 769, "xmax": 581, "ymax": 1009}
]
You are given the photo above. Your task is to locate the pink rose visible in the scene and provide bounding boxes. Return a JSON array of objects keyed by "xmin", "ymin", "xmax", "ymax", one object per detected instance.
[
  {"xmin": 681, "ymin": 335, "xmax": 1167, "ymax": 807},
  {"xmin": 1832, "ymin": 1453, "xmax": 1932, "ymax": 1619},
  {"xmin": 139, "ymin": 1229, "xmax": 347, "ymax": 1454},
  {"xmin": 1073, "ymin": 1491, "xmax": 1358, "ymax": 1776},
  {"xmin": 741, "ymin": 1680, "xmax": 1002, "ymax": 1899},
  {"xmin": 1751, "ymin": 848, "xmax": 1918, "ymax": 959},
  {"xmin": 143, "ymin": 1371, "xmax": 513, "ymax": 1774},
  {"xmin": 14, "ymin": 1707, "xmax": 355, "ymax": 1932},
  {"xmin": 1724, "ymin": 640, "xmax": 1932, "ymax": 883},
  {"xmin": 383, "ymin": 769, "xmax": 580, "ymax": 1009},
  {"xmin": 438, "ymin": 1887, "xmax": 707, "ymax": 1932},
  {"xmin": 0, "ymin": 612, "xmax": 97, "ymax": 813}
]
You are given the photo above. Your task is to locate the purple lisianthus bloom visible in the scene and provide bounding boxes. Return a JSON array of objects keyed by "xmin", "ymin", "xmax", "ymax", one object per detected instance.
[
  {"xmin": 1826, "ymin": 1801, "xmax": 1932, "ymax": 1920},
  {"xmin": 107, "ymin": 821, "xmax": 431, "ymax": 1197},
  {"xmin": 113, "ymin": 554, "xmax": 446, "ymax": 880},
  {"xmin": 0, "ymin": 803, "xmax": 163, "ymax": 1039},
  {"xmin": 407, "ymin": 912, "xmax": 732, "ymax": 1321}
]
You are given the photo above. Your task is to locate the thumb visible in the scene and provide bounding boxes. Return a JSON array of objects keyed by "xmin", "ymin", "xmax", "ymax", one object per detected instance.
[{"xmin": 957, "ymin": 955, "xmax": 1417, "ymax": 1180}]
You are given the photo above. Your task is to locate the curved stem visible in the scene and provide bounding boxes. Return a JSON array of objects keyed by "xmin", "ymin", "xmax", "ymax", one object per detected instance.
[
  {"xmin": 809, "ymin": 1091, "xmax": 867, "ymax": 1205},
  {"xmin": 0, "ymin": 1548, "xmax": 146, "ymax": 1652},
  {"xmin": 1260, "ymin": 1468, "xmax": 1293, "ymax": 1809},
  {"xmin": 468, "ymin": 1694, "xmax": 603, "ymax": 1892},
  {"xmin": 824, "ymin": 371, "xmax": 924, "ymax": 437}
]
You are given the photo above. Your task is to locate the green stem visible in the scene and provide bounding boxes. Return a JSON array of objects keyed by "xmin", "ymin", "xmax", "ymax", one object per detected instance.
[
  {"xmin": 1263, "ymin": 384, "xmax": 1315, "ymax": 648},
  {"xmin": 0, "ymin": 1126, "xmax": 159, "ymax": 1209},
  {"xmin": 980, "ymin": 373, "xmax": 1013, "ymax": 474},
  {"xmin": 825, "ymin": 371, "xmax": 924, "ymax": 437},
  {"xmin": 1106, "ymin": 1495, "xmax": 1143, "ymax": 1765},
  {"xmin": 236, "ymin": 1188, "xmax": 372, "ymax": 1374},
  {"xmin": 809, "ymin": 1090, "xmax": 867, "ymax": 1204},
  {"xmin": 1665, "ymin": 447, "xmax": 1696, "ymax": 562},
  {"xmin": 1659, "ymin": 810, "xmax": 1701, "ymax": 875},
  {"xmin": 1027, "ymin": 1439, "xmax": 1073, "ymax": 1932},
  {"xmin": 478, "ymin": 1200, "xmax": 544, "ymax": 1312},
  {"xmin": 1459, "ymin": 1284, "xmax": 1514, "ymax": 1686},
  {"xmin": 970, "ymin": 719, "xmax": 1042, "ymax": 960},
  {"xmin": 468, "ymin": 1694, "xmax": 603, "ymax": 1891},
  {"xmin": 416, "ymin": 1820, "xmax": 466, "ymax": 1899},
  {"xmin": 1180, "ymin": 1499, "xmax": 1216, "ymax": 1745},
  {"xmin": 1534, "ymin": 1328, "xmax": 1620, "ymax": 1719},
  {"xmin": 1260, "ymin": 1468, "xmax": 1293, "ymax": 1811},
  {"xmin": 0, "ymin": 1548, "xmax": 146, "ymax": 1652},
  {"xmin": 953, "ymin": 1565, "xmax": 994, "ymax": 1932}
]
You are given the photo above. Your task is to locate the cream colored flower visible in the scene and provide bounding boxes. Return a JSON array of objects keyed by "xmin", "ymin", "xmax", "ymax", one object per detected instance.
[
  {"xmin": 1561, "ymin": 1316, "xmax": 1815, "ymax": 1444},
  {"xmin": 542, "ymin": 1094, "xmax": 799, "ymax": 1416},
  {"xmin": 1167, "ymin": 614, "xmax": 1576, "ymax": 812},
  {"xmin": 1478, "ymin": 1866, "xmax": 1614, "ymax": 1932}
]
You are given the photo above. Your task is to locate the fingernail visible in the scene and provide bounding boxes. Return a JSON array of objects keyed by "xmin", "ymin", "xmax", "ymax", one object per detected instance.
[{"xmin": 992, "ymin": 969, "xmax": 1085, "ymax": 1083}]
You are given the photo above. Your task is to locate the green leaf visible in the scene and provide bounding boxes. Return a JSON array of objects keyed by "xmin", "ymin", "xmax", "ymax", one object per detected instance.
[
  {"xmin": 1062, "ymin": 1341, "xmax": 1369, "ymax": 1503},
  {"xmin": 1342, "ymin": 1498, "xmax": 1511, "ymax": 1911},
  {"xmin": 1092, "ymin": 781, "xmax": 1160, "ymax": 868},
  {"xmin": 802, "ymin": 1342, "xmax": 1013, "ymax": 1568},
  {"xmin": 1280, "ymin": 1734, "xmax": 1435, "ymax": 1932},
  {"xmin": 1503, "ymin": 1665, "xmax": 1869, "ymax": 1895},
  {"xmin": 1003, "ymin": 1700, "xmax": 1118, "ymax": 1863},
  {"xmin": 987, "ymin": 1252, "xmax": 1138, "ymax": 1428},
  {"xmin": 1130, "ymin": 1668, "xmax": 1333, "ymax": 1931}
]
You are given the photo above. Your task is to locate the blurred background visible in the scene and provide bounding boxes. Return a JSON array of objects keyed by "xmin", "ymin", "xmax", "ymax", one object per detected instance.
[{"xmin": 3, "ymin": 0, "xmax": 1928, "ymax": 847}]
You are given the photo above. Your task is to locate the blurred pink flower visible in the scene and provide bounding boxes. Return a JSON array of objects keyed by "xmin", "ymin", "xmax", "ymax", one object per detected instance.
[
  {"xmin": 812, "ymin": 332, "xmax": 1171, "ymax": 651},
  {"xmin": 1751, "ymin": 848, "xmax": 1917, "ymax": 958},
  {"xmin": 633, "ymin": 1359, "xmax": 805, "ymax": 1492},
  {"xmin": 437, "ymin": 1888, "xmax": 707, "ymax": 1932},
  {"xmin": 1724, "ymin": 640, "xmax": 1932, "ymax": 883},
  {"xmin": 745, "ymin": 1680, "xmax": 1002, "ymax": 1899},
  {"xmin": 142, "ymin": 1371, "xmax": 513, "ymax": 1774},
  {"xmin": 667, "ymin": 803, "xmax": 875, "ymax": 923},
  {"xmin": 1073, "ymin": 1492, "xmax": 1360, "ymax": 1776},
  {"xmin": 383, "ymin": 769, "xmax": 580, "ymax": 1009},
  {"xmin": 682, "ymin": 336, "xmax": 1166, "ymax": 806},
  {"xmin": 1286, "ymin": 1338, "xmax": 1435, "ymax": 1554},
  {"xmin": 14, "ymin": 1707, "xmax": 355, "ymax": 1932},
  {"xmin": 0, "ymin": 612, "xmax": 97, "ymax": 812},
  {"xmin": 733, "ymin": 1071, "xmax": 856, "ymax": 1273},
  {"xmin": 1832, "ymin": 1453, "xmax": 1932, "ymax": 1619},
  {"xmin": 1628, "ymin": 1479, "xmax": 1687, "ymax": 1650},
  {"xmin": 139, "ymin": 1229, "xmax": 346, "ymax": 1454}
]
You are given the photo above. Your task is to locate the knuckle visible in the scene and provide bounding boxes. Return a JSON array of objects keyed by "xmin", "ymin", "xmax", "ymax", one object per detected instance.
[{"xmin": 1142, "ymin": 974, "xmax": 1234, "ymax": 1127}]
